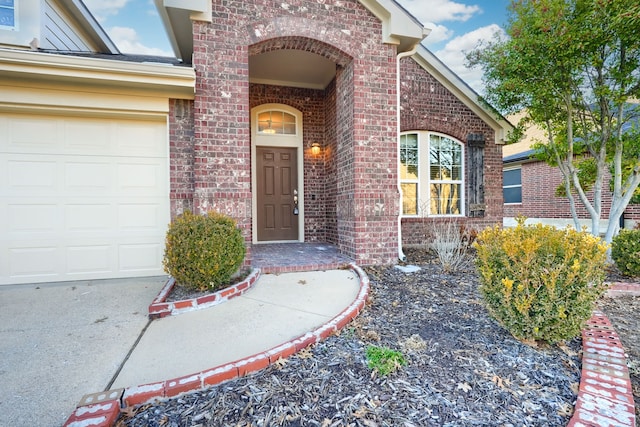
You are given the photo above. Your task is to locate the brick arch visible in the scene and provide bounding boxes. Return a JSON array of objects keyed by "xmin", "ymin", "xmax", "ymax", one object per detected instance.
[{"xmin": 248, "ymin": 35, "xmax": 352, "ymax": 68}]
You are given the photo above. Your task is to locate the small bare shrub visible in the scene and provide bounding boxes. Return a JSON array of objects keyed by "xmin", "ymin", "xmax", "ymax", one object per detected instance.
[{"xmin": 425, "ymin": 218, "xmax": 476, "ymax": 273}]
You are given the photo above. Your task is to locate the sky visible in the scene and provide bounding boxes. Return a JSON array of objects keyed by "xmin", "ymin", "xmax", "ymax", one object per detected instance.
[{"xmin": 83, "ymin": 0, "xmax": 511, "ymax": 93}]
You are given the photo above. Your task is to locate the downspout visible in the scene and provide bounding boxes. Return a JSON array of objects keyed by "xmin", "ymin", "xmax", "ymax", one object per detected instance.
[{"xmin": 396, "ymin": 45, "xmax": 419, "ymax": 262}]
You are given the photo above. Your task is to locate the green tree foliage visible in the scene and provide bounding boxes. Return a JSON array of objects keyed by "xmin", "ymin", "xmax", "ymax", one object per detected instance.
[{"xmin": 468, "ymin": 0, "xmax": 640, "ymax": 243}]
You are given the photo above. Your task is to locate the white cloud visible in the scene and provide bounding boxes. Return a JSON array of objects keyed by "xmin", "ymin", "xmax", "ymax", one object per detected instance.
[
  {"xmin": 83, "ymin": 0, "xmax": 130, "ymax": 22},
  {"xmin": 109, "ymin": 26, "xmax": 173, "ymax": 56},
  {"xmin": 433, "ymin": 24, "xmax": 506, "ymax": 93},
  {"xmin": 423, "ymin": 23, "xmax": 454, "ymax": 45},
  {"xmin": 401, "ymin": 0, "xmax": 481, "ymax": 24}
]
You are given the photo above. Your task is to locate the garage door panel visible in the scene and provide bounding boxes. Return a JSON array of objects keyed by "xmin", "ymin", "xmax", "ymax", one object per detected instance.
[
  {"xmin": 7, "ymin": 115, "xmax": 61, "ymax": 152},
  {"xmin": 9, "ymin": 246, "xmax": 60, "ymax": 278},
  {"xmin": 8, "ymin": 160, "xmax": 57, "ymax": 189},
  {"xmin": 118, "ymin": 203, "xmax": 164, "ymax": 231},
  {"xmin": 1, "ymin": 113, "xmax": 169, "ymax": 285},
  {"xmin": 66, "ymin": 245, "xmax": 113, "ymax": 275},
  {"xmin": 8, "ymin": 203, "xmax": 59, "ymax": 232},
  {"xmin": 117, "ymin": 163, "xmax": 164, "ymax": 193},
  {"xmin": 119, "ymin": 242, "xmax": 163, "ymax": 272},
  {"xmin": 65, "ymin": 204, "xmax": 113, "ymax": 232},
  {"xmin": 64, "ymin": 121, "xmax": 111, "ymax": 154},
  {"xmin": 65, "ymin": 162, "xmax": 112, "ymax": 190},
  {"xmin": 116, "ymin": 122, "xmax": 166, "ymax": 157}
]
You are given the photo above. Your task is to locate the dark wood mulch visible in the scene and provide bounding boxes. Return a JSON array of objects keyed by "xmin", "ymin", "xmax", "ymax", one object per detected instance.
[{"xmin": 116, "ymin": 249, "xmax": 614, "ymax": 427}]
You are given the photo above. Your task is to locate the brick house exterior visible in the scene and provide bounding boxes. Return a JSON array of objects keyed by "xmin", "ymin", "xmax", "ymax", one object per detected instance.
[
  {"xmin": 159, "ymin": 0, "xmax": 512, "ymax": 266},
  {"xmin": 503, "ymin": 149, "xmax": 640, "ymax": 231}
]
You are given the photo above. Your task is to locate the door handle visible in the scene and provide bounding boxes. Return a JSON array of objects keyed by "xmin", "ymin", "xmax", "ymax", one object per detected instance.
[{"xmin": 293, "ymin": 189, "xmax": 299, "ymax": 215}]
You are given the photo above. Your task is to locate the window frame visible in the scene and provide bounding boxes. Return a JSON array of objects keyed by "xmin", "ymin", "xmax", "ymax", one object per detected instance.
[
  {"xmin": 0, "ymin": 0, "xmax": 16, "ymax": 31},
  {"xmin": 400, "ymin": 131, "xmax": 465, "ymax": 218},
  {"xmin": 256, "ymin": 109, "xmax": 298, "ymax": 136},
  {"xmin": 503, "ymin": 166, "xmax": 523, "ymax": 205}
]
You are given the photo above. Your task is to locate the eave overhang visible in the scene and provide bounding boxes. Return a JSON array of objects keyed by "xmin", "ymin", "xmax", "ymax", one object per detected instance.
[{"xmin": 0, "ymin": 49, "xmax": 195, "ymax": 100}]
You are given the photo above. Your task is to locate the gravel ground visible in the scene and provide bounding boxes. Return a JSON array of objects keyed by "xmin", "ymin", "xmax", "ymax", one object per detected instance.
[{"xmin": 116, "ymin": 250, "xmax": 638, "ymax": 427}]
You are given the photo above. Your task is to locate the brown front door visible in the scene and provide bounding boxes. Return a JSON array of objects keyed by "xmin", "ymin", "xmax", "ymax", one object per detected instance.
[{"xmin": 256, "ymin": 146, "xmax": 299, "ymax": 241}]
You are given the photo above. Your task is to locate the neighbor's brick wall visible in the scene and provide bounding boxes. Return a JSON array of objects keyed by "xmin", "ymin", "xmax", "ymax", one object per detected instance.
[
  {"xmin": 505, "ymin": 160, "xmax": 640, "ymax": 225},
  {"xmin": 190, "ymin": 0, "xmax": 400, "ymax": 265},
  {"xmin": 398, "ymin": 57, "xmax": 503, "ymax": 246}
]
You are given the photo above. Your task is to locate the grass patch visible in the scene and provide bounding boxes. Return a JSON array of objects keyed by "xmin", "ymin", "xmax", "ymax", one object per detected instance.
[{"xmin": 365, "ymin": 345, "xmax": 406, "ymax": 376}]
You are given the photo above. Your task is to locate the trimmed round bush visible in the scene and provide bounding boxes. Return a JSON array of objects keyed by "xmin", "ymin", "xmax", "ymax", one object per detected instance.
[
  {"xmin": 474, "ymin": 219, "xmax": 608, "ymax": 344},
  {"xmin": 163, "ymin": 210, "xmax": 246, "ymax": 291},
  {"xmin": 611, "ymin": 228, "xmax": 640, "ymax": 277}
]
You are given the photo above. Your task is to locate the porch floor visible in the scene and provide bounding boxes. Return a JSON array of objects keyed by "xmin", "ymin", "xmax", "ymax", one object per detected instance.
[{"xmin": 251, "ymin": 242, "xmax": 353, "ymax": 274}]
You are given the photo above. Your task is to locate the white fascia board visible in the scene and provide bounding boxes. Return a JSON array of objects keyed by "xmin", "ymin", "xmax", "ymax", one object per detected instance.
[
  {"xmin": 0, "ymin": 49, "xmax": 195, "ymax": 99},
  {"xmin": 162, "ymin": 0, "xmax": 211, "ymax": 22},
  {"xmin": 412, "ymin": 45, "xmax": 514, "ymax": 144},
  {"xmin": 358, "ymin": 0, "xmax": 428, "ymax": 52}
]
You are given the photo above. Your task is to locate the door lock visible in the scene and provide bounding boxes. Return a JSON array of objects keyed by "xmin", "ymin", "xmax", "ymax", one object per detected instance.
[{"xmin": 293, "ymin": 189, "xmax": 299, "ymax": 215}]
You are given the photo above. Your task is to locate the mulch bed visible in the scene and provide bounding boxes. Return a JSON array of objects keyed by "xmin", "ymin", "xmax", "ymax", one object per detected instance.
[{"xmin": 117, "ymin": 250, "xmax": 638, "ymax": 427}]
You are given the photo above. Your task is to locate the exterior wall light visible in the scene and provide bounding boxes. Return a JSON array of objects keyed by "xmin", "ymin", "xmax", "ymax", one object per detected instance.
[{"xmin": 311, "ymin": 142, "xmax": 321, "ymax": 155}]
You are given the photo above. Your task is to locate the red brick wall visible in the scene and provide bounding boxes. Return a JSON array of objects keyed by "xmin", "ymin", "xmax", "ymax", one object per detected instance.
[
  {"xmin": 169, "ymin": 99, "xmax": 195, "ymax": 216},
  {"xmin": 167, "ymin": 0, "xmax": 509, "ymax": 264},
  {"xmin": 505, "ymin": 160, "xmax": 640, "ymax": 226},
  {"xmin": 398, "ymin": 57, "xmax": 504, "ymax": 246},
  {"xmin": 188, "ymin": 0, "xmax": 399, "ymax": 265}
]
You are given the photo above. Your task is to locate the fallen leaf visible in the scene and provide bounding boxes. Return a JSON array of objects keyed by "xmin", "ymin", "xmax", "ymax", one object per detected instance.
[
  {"xmin": 557, "ymin": 402, "xmax": 574, "ymax": 417},
  {"xmin": 456, "ymin": 382, "xmax": 472, "ymax": 393}
]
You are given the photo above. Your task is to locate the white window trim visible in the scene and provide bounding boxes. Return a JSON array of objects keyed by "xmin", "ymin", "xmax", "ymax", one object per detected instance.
[
  {"xmin": 503, "ymin": 166, "xmax": 523, "ymax": 205},
  {"xmin": 0, "ymin": 0, "xmax": 17, "ymax": 31},
  {"xmin": 400, "ymin": 131, "xmax": 465, "ymax": 218}
]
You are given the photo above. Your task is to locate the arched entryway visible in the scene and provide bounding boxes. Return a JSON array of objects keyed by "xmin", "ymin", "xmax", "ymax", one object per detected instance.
[{"xmin": 248, "ymin": 37, "xmax": 354, "ymax": 251}]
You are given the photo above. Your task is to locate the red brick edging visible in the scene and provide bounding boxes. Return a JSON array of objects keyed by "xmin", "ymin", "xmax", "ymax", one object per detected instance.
[
  {"xmin": 63, "ymin": 264, "xmax": 370, "ymax": 427},
  {"xmin": 148, "ymin": 269, "xmax": 262, "ymax": 318},
  {"xmin": 567, "ymin": 282, "xmax": 639, "ymax": 427}
]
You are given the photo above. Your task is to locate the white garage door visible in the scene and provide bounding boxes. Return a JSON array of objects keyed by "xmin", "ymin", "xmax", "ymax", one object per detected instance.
[{"xmin": 0, "ymin": 113, "xmax": 169, "ymax": 285}]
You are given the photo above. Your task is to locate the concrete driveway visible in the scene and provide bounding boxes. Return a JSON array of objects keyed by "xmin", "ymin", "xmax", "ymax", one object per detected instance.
[{"xmin": 0, "ymin": 277, "xmax": 166, "ymax": 427}]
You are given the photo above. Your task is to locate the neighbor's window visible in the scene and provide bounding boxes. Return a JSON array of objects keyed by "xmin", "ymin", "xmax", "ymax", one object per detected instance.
[
  {"xmin": 257, "ymin": 110, "xmax": 296, "ymax": 135},
  {"xmin": 503, "ymin": 167, "xmax": 522, "ymax": 204},
  {"xmin": 400, "ymin": 132, "xmax": 464, "ymax": 216},
  {"xmin": 0, "ymin": 0, "xmax": 15, "ymax": 30}
]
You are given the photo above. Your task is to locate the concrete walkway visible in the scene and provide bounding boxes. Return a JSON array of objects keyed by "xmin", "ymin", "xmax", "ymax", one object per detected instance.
[
  {"xmin": 0, "ymin": 269, "xmax": 364, "ymax": 427},
  {"xmin": 0, "ymin": 277, "xmax": 166, "ymax": 427},
  {"xmin": 111, "ymin": 270, "xmax": 361, "ymax": 388}
]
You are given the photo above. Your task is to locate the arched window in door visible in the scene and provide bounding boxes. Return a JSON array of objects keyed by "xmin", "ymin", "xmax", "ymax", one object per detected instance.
[{"xmin": 257, "ymin": 110, "xmax": 297, "ymax": 135}]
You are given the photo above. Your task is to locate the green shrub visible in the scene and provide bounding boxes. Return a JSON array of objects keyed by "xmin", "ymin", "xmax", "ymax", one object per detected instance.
[
  {"xmin": 365, "ymin": 345, "xmax": 406, "ymax": 376},
  {"xmin": 163, "ymin": 210, "xmax": 246, "ymax": 291},
  {"xmin": 611, "ymin": 228, "xmax": 640, "ymax": 277},
  {"xmin": 474, "ymin": 219, "xmax": 608, "ymax": 344}
]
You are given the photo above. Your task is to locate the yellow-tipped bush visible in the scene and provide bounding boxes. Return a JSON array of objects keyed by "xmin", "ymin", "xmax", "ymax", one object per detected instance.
[
  {"xmin": 474, "ymin": 219, "xmax": 608, "ymax": 344},
  {"xmin": 163, "ymin": 210, "xmax": 246, "ymax": 291}
]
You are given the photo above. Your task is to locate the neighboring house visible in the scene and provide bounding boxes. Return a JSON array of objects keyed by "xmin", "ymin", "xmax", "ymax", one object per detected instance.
[
  {"xmin": 0, "ymin": 0, "xmax": 512, "ymax": 285},
  {"xmin": 502, "ymin": 121, "xmax": 640, "ymax": 231}
]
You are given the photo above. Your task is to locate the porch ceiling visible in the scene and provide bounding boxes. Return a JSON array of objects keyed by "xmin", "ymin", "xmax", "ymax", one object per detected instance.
[{"xmin": 249, "ymin": 50, "xmax": 336, "ymax": 90}]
